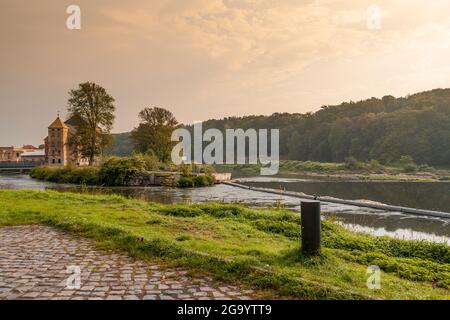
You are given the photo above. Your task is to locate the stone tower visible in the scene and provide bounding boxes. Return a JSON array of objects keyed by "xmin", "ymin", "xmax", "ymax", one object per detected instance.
[{"xmin": 45, "ymin": 117, "xmax": 69, "ymax": 166}]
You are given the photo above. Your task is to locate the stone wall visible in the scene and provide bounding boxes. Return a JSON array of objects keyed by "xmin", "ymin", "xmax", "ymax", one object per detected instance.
[
  {"xmin": 128, "ymin": 171, "xmax": 232, "ymax": 187},
  {"xmin": 128, "ymin": 172, "xmax": 182, "ymax": 187}
]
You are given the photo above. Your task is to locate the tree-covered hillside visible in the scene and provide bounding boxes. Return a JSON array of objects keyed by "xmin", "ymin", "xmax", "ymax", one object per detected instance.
[
  {"xmin": 108, "ymin": 89, "xmax": 450, "ymax": 166},
  {"xmin": 195, "ymin": 89, "xmax": 450, "ymax": 166},
  {"xmin": 105, "ymin": 132, "xmax": 133, "ymax": 157}
]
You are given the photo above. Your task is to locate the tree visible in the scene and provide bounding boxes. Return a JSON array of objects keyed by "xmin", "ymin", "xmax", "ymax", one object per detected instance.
[
  {"xmin": 130, "ymin": 107, "xmax": 178, "ymax": 162},
  {"xmin": 67, "ymin": 82, "xmax": 116, "ymax": 165}
]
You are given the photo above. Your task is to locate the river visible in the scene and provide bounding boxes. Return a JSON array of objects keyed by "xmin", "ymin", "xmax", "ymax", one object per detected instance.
[
  {"xmin": 237, "ymin": 177, "xmax": 450, "ymax": 212},
  {"xmin": 0, "ymin": 174, "xmax": 449, "ymax": 244}
]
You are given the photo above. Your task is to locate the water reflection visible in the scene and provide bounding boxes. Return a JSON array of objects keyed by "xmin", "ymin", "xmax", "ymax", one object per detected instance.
[{"xmin": 0, "ymin": 174, "xmax": 449, "ymax": 244}]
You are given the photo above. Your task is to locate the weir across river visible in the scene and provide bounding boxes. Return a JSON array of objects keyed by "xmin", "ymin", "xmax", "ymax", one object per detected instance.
[{"xmin": 223, "ymin": 181, "xmax": 450, "ymax": 219}]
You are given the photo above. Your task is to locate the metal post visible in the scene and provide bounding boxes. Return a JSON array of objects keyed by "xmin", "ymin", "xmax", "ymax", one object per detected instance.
[{"xmin": 301, "ymin": 201, "xmax": 321, "ymax": 255}]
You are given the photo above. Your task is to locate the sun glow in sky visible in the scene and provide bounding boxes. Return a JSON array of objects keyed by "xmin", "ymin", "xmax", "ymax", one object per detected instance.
[{"xmin": 2, "ymin": 0, "xmax": 450, "ymax": 145}]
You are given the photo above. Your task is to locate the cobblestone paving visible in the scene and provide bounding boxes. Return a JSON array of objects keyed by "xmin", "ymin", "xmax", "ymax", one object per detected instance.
[{"xmin": 0, "ymin": 225, "xmax": 255, "ymax": 300}]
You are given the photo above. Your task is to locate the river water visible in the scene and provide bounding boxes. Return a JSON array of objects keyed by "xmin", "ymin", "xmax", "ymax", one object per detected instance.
[
  {"xmin": 237, "ymin": 177, "xmax": 450, "ymax": 212},
  {"xmin": 0, "ymin": 174, "xmax": 449, "ymax": 244}
]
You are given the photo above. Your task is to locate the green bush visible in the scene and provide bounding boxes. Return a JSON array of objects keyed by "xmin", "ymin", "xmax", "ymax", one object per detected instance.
[
  {"xmin": 67, "ymin": 167, "xmax": 99, "ymax": 185},
  {"xmin": 344, "ymin": 157, "xmax": 363, "ymax": 170},
  {"xmin": 137, "ymin": 152, "xmax": 178, "ymax": 172},
  {"xmin": 205, "ymin": 175, "xmax": 215, "ymax": 185},
  {"xmin": 177, "ymin": 177, "xmax": 195, "ymax": 188},
  {"xmin": 30, "ymin": 166, "xmax": 99, "ymax": 185},
  {"xmin": 417, "ymin": 164, "xmax": 434, "ymax": 172},
  {"xmin": 180, "ymin": 163, "xmax": 192, "ymax": 177},
  {"xmin": 398, "ymin": 155, "xmax": 418, "ymax": 172},
  {"xmin": 176, "ymin": 175, "xmax": 215, "ymax": 188},
  {"xmin": 367, "ymin": 159, "xmax": 383, "ymax": 171},
  {"xmin": 399, "ymin": 155, "xmax": 414, "ymax": 165},
  {"xmin": 403, "ymin": 163, "xmax": 418, "ymax": 172},
  {"xmin": 193, "ymin": 175, "xmax": 209, "ymax": 187},
  {"xmin": 29, "ymin": 166, "xmax": 46, "ymax": 180},
  {"xmin": 98, "ymin": 156, "xmax": 145, "ymax": 186}
]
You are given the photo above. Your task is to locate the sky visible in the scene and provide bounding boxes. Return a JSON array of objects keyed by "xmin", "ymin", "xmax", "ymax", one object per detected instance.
[{"xmin": 2, "ymin": 0, "xmax": 450, "ymax": 146}]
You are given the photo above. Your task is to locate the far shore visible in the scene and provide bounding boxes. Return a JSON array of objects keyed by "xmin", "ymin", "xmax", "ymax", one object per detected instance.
[{"xmin": 215, "ymin": 160, "xmax": 450, "ymax": 182}]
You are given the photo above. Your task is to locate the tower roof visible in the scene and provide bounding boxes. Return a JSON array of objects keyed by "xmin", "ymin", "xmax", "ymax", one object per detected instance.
[{"xmin": 48, "ymin": 117, "xmax": 68, "ymax": 129}]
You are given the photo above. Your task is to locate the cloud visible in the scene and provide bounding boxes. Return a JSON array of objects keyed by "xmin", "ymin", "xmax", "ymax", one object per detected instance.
[{"xmin": 2, "ymin": 0, "xmax": 450, "ymax": 145}]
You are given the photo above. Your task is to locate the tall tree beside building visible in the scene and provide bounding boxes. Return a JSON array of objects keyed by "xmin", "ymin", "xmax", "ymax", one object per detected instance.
[
  {"xmin": 67, "ymin": 82, "xmax": 116, "ymax": 165},
  {"xmin": 131, "ymin": 107, "xmax": 178, "ymax": 162}
]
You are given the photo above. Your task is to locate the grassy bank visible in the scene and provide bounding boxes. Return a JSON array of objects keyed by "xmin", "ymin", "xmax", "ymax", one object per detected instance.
[
  {"xmin": 215, "ymin": 159, "xmax": 450, "ymax": 181},
  {"xmin": 0, "ymin": 190, "xmax": 448, "ymax": 300}
]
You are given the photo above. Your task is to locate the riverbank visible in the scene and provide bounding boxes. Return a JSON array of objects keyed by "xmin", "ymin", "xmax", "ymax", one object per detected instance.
[
  {"xmin": 2, "ymin": 173, "xmax": 450, "ymax": 242},
  {"xmin": 215, "ymin": 160, "xmax": 450, "ymax": 182},
  {"xmin": 0, "ymin": 189, "xmax": 448, "ymax": 299},
  {"xmin": 30, "ymin": 156, "xmax": 216, "ymax": 188}
]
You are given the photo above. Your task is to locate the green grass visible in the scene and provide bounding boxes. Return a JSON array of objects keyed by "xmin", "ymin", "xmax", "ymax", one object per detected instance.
[
  {"xmin": 0, "ymin": 190, "xmax": 448, "ymax": 300},
  {"xmin": 358, "ymin": 175, "xmax": 436, "ymax": 182}
]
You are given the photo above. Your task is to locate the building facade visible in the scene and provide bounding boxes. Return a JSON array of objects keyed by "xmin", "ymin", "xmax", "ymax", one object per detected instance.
[
  {"xmin": 0, "ymin": 147, "xmax": 20, "ymax": 162},
  {"xmin": 0, "ymin": 117, "xmax": 90, "ymax": 166},
  {"xmin": 44, "ymin": 116, "xmax": 89, "ymax": 166},
  {"xmin": 0, "ymin": 145, "xmax": 42, "ymax": 162},
  {"xmin": 20, "ymin": 150, "xmax": 46, "ymax": 162}
]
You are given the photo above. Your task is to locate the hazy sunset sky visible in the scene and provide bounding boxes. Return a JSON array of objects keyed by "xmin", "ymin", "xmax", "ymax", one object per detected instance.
[{"xmin": 2, "ymin": 0, "xmax": 450, "ymax": 146}]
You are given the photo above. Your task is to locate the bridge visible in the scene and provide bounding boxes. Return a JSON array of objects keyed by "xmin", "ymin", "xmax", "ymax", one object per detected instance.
[{"xmin": 0, "ymin": 161, "xmax": 44, "ymax": 173}]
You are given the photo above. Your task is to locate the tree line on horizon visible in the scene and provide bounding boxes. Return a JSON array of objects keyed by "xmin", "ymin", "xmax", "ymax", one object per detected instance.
[
  {"xmin": 180, "ymin": 88, "xmax": 450, "ymax": 166},
  {"xmin": 67, "ymin": 83, "xmax": 450, "ymax": 167}
]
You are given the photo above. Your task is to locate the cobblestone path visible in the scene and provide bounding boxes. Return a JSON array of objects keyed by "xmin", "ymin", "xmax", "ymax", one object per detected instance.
[{"xmin": 0, "ymin": 225, "xmax": 255, "ymax": 300}]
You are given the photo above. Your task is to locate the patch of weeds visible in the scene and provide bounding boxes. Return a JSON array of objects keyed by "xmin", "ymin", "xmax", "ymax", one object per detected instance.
[
  {"xmin": 176, "ymin": 235, "xmax": 192, "ymax": 242},
  {"xmin": 246, "ymin": 249, "xmax": 263, "ymax": 257},
  {"xmin": 146, "ymin": 217, "xmax": 164, "ymax": 225}
]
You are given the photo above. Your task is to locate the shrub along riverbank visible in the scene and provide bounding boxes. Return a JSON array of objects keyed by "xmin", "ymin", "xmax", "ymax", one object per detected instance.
[
  {"xmin": 0, "ymin": 189, "xmax": 448, "ymax": 299},
  {"xmin": 30, "ymin": 156, "xmax": 215, "ymax": 188}
]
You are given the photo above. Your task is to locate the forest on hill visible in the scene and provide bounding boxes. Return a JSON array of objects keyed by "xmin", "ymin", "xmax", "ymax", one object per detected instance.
[
  {"xmin": 107, "ymin": 89, "xmax": 450, "ymax": 166},
  {"xmin": 105, "ymin": 132, "xmax": 133, "ymax": 157}
]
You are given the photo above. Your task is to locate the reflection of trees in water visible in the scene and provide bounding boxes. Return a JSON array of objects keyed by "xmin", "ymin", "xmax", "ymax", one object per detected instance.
[{"xmin": 247, "ymin": 181, "xmax": 450, "ymax": 212}]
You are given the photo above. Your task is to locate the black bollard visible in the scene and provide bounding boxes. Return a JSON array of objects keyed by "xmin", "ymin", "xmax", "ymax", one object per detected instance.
[{"xmin": 301, "ymin": 201, "xmax": 321, "ymax": 255}]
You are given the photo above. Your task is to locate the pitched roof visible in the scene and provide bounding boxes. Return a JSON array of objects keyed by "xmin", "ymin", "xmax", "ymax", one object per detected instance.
[
  {"xmin": 65, "ymin": 116, "xmax": 87, "ymax": 127},
  {"xmin": 48, "ymin": 117, "xmax": 68, "ymax": 129}
]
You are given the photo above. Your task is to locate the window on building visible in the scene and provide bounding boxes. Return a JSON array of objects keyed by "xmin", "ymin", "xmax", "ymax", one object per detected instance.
[
  {"xmin": 52, "ymin": 159, "xmax": 55, "ymax": 164},
  {"xmin": 58, "ymin": 159, "xmax": 61, "ymax": 164}
]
